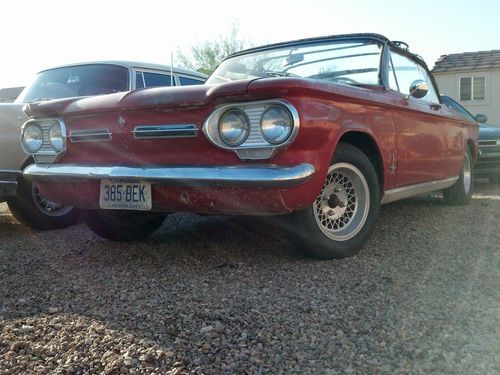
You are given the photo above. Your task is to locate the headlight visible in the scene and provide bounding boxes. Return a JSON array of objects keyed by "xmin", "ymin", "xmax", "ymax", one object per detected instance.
[
  {"xmin": 49, "ymin": 123, "xmax": 64, "ymax": 152},
  {"xmin": 218, "ymin": 109, "xmax": 250, "ymax": 146},
  {"xmin": 22, "ymin": 123, "xmax": 43, "ymax": 153},
  {"xmin": 260, "ymin": 105, "xmax": 293, "ymax": 144}
]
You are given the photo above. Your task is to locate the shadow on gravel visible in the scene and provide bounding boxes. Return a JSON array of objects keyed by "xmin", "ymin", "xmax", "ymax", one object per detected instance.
[{"xmin": 0, "ymin": 183, "xmax": 499, "ymax": 374}]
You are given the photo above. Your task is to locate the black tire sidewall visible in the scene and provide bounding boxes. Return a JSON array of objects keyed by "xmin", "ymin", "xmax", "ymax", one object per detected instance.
[
  {"xmin": 83, "ymin": 209, "xmax": 166, "ymax": 241},
  {"xmin": 443, "ymin": 148, "xmax": 473, "ymax": 205}
]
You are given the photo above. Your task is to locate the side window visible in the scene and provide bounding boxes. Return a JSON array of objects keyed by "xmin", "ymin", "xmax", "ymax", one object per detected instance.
[
  {"xmin": 143, "ymin": 72, "xmax": 175, "ymax": 87},
  {"xmin": 135, "ymin": 72, "xmax": 145, "ymax": 89},
  {"xmin": 178, "ymin": 76, "xmax": 205, "ymax": 86},
  {"xmin": 389, "ymin": 51, "xmax": 439, "ymax": 103},
  {"xmin": 416, "ymin": 65, "xmax": 439, "ymax": 103}
]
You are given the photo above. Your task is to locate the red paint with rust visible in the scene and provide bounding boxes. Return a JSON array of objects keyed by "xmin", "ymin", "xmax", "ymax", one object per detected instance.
[{"xmin": 30, "ymin": 76, "xmax": 478, "ymax": 214}]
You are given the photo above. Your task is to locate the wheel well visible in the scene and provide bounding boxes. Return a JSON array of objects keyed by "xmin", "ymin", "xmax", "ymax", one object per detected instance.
[{"xmin": 338, "ymin": 132, "xmax": 384, "ymax": 190}]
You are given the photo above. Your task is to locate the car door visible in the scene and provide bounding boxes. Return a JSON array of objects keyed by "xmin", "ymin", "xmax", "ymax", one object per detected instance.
[{"xmin": 387, "ymin": 50, "xmax": 461, "ymax": 187}]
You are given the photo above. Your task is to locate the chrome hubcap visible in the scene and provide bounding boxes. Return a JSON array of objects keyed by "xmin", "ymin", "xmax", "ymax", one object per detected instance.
[
  {"xmin": 313, "ymin": 163, "xmax": 370, "ymax": 241},
  {"xmin": 32, "ymin": 183, "xmax": 73, "ymax": 217},
  {"xmin": 463, "ymin": 152, "xmax": 472, "ymax": 193}
]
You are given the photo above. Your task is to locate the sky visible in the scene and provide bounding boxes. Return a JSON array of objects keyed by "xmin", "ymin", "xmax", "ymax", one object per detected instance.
[{"xmin": 0, "ymin": 0, "xmax": 498, "ymax": 89}]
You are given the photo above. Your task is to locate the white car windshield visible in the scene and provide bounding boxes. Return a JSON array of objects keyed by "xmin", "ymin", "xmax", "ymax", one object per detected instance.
[
  {"xmin": 207, "ymin": 39, "xmax": 383, "ymax": 86},
  {"xmin": 16, "ymin": 64, "xmax": 129, "ymax": 103}
]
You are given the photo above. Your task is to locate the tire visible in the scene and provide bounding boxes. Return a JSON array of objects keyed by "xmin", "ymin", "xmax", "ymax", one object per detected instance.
[
  {"xmin": 6, "ymin": 176, "xmax": 79, "ymax": 230},
  {"xmin": 83, "ymin": 209, "xmax": 166, "ymax": 241},
  {"xmin": 288, "ymin": 143, "xmax": 380, "ymax": 259},
  {"xmin": 443, "ymin": 147, "xmax": 473, "ymax": 205}
]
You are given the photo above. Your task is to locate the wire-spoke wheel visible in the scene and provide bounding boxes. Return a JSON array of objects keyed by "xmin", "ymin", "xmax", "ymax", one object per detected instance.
[
  {"xmin": 313, "ymin": 163, "xmax": 370, "ymax": 242},
  {"xmin": 288, "ymin": 143, "xmax": 380, "ymax": 259}
]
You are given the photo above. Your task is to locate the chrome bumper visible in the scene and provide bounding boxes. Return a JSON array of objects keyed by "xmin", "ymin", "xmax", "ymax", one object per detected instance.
[
  {"xmin": 0, "ymin": 170, "xmax": 21, "ymax": 200},
  {"xmin": 23, "ymin": 163, "xmax": 315, "ymax": 188}
]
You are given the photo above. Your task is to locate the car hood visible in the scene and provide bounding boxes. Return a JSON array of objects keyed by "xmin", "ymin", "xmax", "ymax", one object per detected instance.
[
  {"xmin": 26, "ymin": 77, "xmax": 381, "ymax": 119},
  {"xmin": 479, "ymin": 123, "xmax": 500, "ymax": 140},
  {"xmin": 25, "ymin": 79, "xmax": 255, "ymax": 118}
]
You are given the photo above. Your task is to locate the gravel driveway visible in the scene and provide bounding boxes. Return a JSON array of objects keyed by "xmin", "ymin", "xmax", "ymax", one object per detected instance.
[{"xmin": 1, "ymin": 182, "xmax": 499, "ymax": 374}]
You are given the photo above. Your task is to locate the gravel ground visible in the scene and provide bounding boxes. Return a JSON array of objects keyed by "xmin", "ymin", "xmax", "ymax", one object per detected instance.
[{"xmin": 0, "ymin": 181, "xmax": 499, "ymax": 374}]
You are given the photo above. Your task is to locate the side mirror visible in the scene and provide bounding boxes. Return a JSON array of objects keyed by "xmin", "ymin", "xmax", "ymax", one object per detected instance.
[
  {"xmin": 406, "ymin": 79, "xmax": 428, "ymax": 99},
  {"xmin": 475, "ymin": 113, "xmax": 488, "ymax": 123}
]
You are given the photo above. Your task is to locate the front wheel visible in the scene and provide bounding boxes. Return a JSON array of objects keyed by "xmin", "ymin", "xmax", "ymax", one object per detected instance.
[
  {"xmin": 7, "ymin": 177, "xmax": 79, "ymax": 230},
  {"xmin": 83, "ymin": 209, "xmax": 167, "ymax": 241},
  {"xmin": 288, "ymin": 143, "xmax": 380, "ymax": 259},
  {"xmin": 443, "ymin": 148, "xmax": 473, "ymax": 205}
]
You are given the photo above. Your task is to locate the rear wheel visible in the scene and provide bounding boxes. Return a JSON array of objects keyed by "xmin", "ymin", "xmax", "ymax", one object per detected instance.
[
  {"xmin": 288, "ymin": 143, "xmax": 380, "ymax": 259},
  {"xmin": 83, "ymin": 209, "xmax": 166, "ymax": 241},
  {"xmin": 443, "ymin": 148, "xmax": 473, "ymax": 205},
  {"xmin": 7, "ymin": 177, "xmax": 79, "ymax": 230}
]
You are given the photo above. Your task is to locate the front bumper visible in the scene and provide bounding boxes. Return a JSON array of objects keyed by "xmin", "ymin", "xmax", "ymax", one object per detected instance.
[
  {"xmin": 23, "ymin": 163, "xmax": 315, "ymax": 188},
  {"xmin": 23, "ymin": 163, "xmax": 317, "ymax": 214},
  {"xmin": 0, "ymin": 170, "xmax": 21, "ymax": 201}
]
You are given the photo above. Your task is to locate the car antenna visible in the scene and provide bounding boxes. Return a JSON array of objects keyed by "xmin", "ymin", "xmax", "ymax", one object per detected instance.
[{"xmin": 170, "ymin": 50, "xmax": 174, "ymax": 86}]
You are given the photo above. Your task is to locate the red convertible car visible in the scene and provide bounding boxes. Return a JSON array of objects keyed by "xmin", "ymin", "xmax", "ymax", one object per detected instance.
[{"xmin": 21, "ymin": 33, "xmax": 478, "ymax": 259}]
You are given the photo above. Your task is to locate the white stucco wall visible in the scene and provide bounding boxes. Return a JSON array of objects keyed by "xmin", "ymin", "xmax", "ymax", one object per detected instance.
[{"xmin": 433, "ymin": 69, "xmax": 500, "ymax": 125}]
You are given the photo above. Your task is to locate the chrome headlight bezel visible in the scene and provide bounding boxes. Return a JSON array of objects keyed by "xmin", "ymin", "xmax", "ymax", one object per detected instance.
[
  {"xmin": 218, "ymin": 109, "xmax": 251, "ymax": 147},
  {"xmin": 21, "ymin": 118, "xmax": 67, "ymax": 162},
  {"xmin": 202, "ymin": 99, "xmax": 300, "ymax": 160},
  {"xmin": 21, "ymin": 123, "xmax": 43, "ymax": 153},
  {"xmin": 49, "ymin": 122, "xmax": 65, "ymax": 152},
  {"xmin": 260, "ymin": 105, "xmax": 294, "ymax": 145}
]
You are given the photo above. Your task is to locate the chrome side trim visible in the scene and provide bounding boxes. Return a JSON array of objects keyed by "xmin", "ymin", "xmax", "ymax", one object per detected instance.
[
  {"xmin": 132, "ymin": 124, "xmax": 198, "ymax": 139},
  {"xmin": 69, "ymin": 129, "xmax": 112, "ymax": 143},
  {"xmin": 381, "ymin": 177, "xmax": 459, "ymax": 205},
  {"xmin": 0, "ymin": 169, "xmax": 22, "ymax": 176},
  {"xmin": 23, "ymin": 163, "xmax": 315, "ymax": 188}
]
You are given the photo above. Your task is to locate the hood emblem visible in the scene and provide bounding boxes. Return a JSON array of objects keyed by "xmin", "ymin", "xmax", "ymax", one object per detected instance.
[{"xmin": 117, "ymin": 116, "xmax": 126, "ymax": 132}]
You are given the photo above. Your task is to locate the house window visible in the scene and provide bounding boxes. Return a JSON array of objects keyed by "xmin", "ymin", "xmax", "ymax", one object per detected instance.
[{"xmin": 460, "ymin": 76, "xmax": 485, "ymax": 101}]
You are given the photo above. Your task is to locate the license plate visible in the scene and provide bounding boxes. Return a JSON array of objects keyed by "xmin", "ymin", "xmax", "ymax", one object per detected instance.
[{"xmin": 99, "ymin": 179, "xmax": 152, "ymax": 210}]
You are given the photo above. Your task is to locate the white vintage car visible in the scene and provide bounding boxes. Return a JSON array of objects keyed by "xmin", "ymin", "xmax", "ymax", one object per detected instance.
[{"xmin": 0, "ymin": 61, "xmax": 206, "ymax": 229}]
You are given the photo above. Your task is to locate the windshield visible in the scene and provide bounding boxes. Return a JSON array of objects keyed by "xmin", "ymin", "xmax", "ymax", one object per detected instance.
[
  {"xmin": 16, "ymin": 64, "xmax": 129, "ymax": 103},
  {"xmin": 207, "ymin": 39, "xmax": 383, "ymax": 86},
  {"xmin": 441, "ymin": 95, "xmax": 476, "ymax": 122}
]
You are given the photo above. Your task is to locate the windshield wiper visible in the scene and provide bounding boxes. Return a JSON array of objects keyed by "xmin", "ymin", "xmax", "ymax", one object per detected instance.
[{"xmin": 28, "ymin": 97, "xmax": 54, "ymax": 103}]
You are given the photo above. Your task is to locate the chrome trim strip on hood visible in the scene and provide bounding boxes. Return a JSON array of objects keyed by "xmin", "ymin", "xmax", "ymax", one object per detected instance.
[
  {"xmin": 69, "ymin": 129, "xmax": 112, "ymax": 143},
  {"xmin": 132, "ymin": 124, "xmax": 198, "ymax": 139}
]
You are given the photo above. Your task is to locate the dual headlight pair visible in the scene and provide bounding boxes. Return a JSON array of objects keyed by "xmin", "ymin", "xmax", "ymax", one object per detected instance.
[
  {"xmin": 218, "ymin": 105, "xmax": 294, "ymax": 147},
  {"xmin": 21, "ymin": 120, "xmax": 65, "ymax": 154}
]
